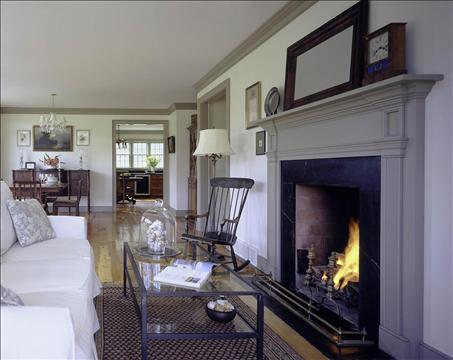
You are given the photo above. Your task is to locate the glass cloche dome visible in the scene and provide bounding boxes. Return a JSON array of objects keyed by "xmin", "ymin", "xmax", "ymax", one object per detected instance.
[{"xmin": 137, "ymin": 206, "xmax": 178, "ymax": 257}]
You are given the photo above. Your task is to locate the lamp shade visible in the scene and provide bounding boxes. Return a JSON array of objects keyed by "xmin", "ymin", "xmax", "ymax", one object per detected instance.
[{"xmin": 193, "ymin": 129, "xmax": 234, "ymax": 156}]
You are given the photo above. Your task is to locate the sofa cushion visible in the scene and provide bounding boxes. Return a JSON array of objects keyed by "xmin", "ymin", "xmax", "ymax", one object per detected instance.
[
  {"xmin": 0, "ymin": 181, "xmax": 17, "ymax": 255},
  {"xmin": 1, "ymin": 258, "xmax": 91, "ymax": 294},
  {"xmin": 1, "ymin": 285, "xmax": 24, "ymax": 306},
  {"xmin": 6, "ymin": 199, "xmax": 56, "ymax": 247},
  {"xmin": 2, "ymin": 237, "xmax": 92, "ymax": 263}
]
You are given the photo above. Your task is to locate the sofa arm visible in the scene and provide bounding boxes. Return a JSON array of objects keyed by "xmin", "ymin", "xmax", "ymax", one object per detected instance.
[
  {"xmin": 48, "ymin": 216, "xmax": 88, "ymax": 240},
  {"xmin": 1, "ymin": 306, "xmax": 75, "ymax": 359}
]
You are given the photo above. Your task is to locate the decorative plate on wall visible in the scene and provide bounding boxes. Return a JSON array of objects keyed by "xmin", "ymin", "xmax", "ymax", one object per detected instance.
[{"xmin": 264, "ymin": 87, "xmax": 280, "ymax": 116}]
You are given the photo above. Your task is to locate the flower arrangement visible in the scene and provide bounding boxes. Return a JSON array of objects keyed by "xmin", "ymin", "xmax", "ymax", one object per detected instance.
[
  {"xmin": 40, "ymin": 153, "xmax": 60, "ymax": 168},
  {"xmin": 146, "ymin": 155, "xmax": 159, "ymax": 171}
]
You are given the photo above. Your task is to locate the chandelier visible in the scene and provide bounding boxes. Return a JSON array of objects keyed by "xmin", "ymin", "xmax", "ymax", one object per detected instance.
[
  {"xmin": 39, "ymin": 94, "xmax": 66, "ymax": 135},
  {"xmin": 116, "ymin": 124, "xmax": 127, "ymax": 149}
]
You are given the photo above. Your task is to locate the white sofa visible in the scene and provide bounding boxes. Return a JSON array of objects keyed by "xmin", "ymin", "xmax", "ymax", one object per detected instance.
[{"xmin": 0, "ymin": 181, "xmax": 101, "ymax": 359}]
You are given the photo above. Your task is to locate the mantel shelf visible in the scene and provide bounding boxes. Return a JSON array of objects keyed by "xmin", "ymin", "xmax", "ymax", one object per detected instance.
[{"xmin": 255, "ymin": 74, "xmax": 443, "ymax": 128}]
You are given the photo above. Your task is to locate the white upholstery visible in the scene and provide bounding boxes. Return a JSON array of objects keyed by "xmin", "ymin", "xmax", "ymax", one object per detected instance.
[
  {"xmin": 0, "ymin": 181, "xmax": 101, "ymax": 360},
  {"xmin": 2, "ymin": 237, "xmax": 92, "ymax": 263},
  {"xmin": 48, "ymin": 216, "xmax": 87, "ymax": 240},
  {"xmin": 1, "ymin": 181, "xmax": 16, "ymax": 255},
  {"xmin": 1, "ymin": 306, "xmax": 76, "ymax": 359}
]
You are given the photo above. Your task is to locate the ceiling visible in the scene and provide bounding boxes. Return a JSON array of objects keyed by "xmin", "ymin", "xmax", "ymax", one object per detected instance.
[{"xmin": 1, "ymin": 1, "xmax": 285, "ymax": 109}]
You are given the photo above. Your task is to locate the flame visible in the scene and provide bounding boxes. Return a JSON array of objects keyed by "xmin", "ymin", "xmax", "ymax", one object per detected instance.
[
  {"xmin": 333, "ymin": 218, "xmax": 359, "ymax": 290},
  {"xmin": 321, "ymin": 271, "xmax": 328, "ymax": 282}
]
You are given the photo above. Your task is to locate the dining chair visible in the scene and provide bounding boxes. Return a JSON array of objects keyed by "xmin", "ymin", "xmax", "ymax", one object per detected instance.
[{"xmin": 52, "ymin": 179, "xmax": 83, "ymax": 216}]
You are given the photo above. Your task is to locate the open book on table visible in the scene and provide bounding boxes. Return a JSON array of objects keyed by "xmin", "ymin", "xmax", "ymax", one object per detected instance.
[{"xmin": 154, "ymin": 259, "xmax": 217, "ymax": 289}]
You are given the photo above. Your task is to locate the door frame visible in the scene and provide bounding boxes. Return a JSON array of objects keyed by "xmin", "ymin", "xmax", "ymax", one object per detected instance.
[
  {"xmin": 112, "ymin": 119, "xmax": 169, "ymax": 209},
  {"xmin": 196, "ymin": 78, "xmax": 231, "ymax": 216}
]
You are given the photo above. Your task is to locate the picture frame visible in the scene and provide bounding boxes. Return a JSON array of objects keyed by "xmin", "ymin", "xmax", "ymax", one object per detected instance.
[
  {"xmin": 25, "ymin": 162, "xmax": 36, "ymax": 170},
  {"xmin": 245, "ymin": 81, "xmax": 261, "ymax": 129},
  {"xmin": 256, "ymin": 131, "xmax": 266, "ymax": 156},
  {"xmin": 283, "ymin": 0, "xmax": 368, "ymax": 110},
  {"xmin": 33, "ymin": 125, "xmax": 73, "ymax": 152},
  {"xmin": 167, "ymin": 136, "xmax": 175, "ymax": 153},
  {"xmin": 76, "ymin": 130, "xmax": 90, "ymax": 146},
  {"xmin": 17, "ymin": 130, "xmax": 31, "ymax": 147}
]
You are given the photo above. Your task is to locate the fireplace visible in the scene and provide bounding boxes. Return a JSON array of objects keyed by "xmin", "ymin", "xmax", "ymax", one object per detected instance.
[
  {"xmin": 254, "ymin": 75, "xmax": 441, "ymax": 358},
  {"xmin": 280, "ymin": 157, "xmax": 380, "ymax": 342}
]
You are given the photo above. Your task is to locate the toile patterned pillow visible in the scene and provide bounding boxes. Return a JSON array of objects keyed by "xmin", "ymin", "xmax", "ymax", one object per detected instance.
[
  {"xmin": 6, "ymin": 199, "xmax": 56, "ymax": 247},
  {"xmin": 1, "ymin": 285, "xmax": 24, "ymax": 306}
]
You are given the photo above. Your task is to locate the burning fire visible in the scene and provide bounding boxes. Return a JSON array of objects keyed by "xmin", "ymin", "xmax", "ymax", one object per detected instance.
[{"xmin": 333, "ymin": 218, "xmax": 359, "ymax": 290}]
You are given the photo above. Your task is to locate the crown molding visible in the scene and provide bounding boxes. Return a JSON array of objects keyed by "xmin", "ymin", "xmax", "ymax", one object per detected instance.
[
  {"xmin": 0, "ymin": 102, "xmax": 197, "ymax": 115},
  {"xmin": 193, "ymin": 0, "xmax": 317, "ymax": 92}
]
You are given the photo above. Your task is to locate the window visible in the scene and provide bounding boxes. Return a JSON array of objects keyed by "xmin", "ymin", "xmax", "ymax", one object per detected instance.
[
  {"xmin": 116, "ymin": 141, "xmax": 164, "ymax": 169},
  {"xmin": 150, "ymin": 142, "xmax": 164, "ymax": 168},
  {"xmin": 133, "ymin": 143, "xmax": 148, "ymax": 168},
  {"xmin": 116, "ymin": 143, "xmax": 130, "ymax": 168}
]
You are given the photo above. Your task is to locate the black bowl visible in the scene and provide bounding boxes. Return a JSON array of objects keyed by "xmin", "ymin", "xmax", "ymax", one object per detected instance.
[{"xmin": 206, "ymin": 304, "xmax": 237, "ymax": 323}]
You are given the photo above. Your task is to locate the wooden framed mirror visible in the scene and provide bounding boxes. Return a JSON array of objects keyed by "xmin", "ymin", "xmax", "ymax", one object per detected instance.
[{"xmin": 283, "ymin": 0, "xmax": 368, "ymax": 110}]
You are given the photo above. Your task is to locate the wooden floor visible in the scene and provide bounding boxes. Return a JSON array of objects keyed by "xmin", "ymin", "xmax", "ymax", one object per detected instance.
[{"xmin": 83, "ymin": 202, "xmax": 326, "ymax": 360}]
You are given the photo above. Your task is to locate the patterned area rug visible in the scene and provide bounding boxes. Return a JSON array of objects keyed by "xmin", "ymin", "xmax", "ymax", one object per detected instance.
[{"xmin": 96, "ymin": 284, "xmax": 303, "ymax": 360}]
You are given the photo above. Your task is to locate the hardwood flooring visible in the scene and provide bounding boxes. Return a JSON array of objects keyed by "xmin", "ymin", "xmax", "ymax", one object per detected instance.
[{"xmin": 81, "ymin": 203, "xmax": 326, "ymax": 360}]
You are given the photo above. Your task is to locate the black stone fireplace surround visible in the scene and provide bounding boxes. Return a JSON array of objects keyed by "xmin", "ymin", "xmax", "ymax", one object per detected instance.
[{"xmin": 281, "ymin": 156, "xmax": 380, "ymax": 342}]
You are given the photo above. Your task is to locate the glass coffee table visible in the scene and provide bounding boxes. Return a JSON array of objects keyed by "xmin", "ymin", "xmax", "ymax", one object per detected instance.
[{"xmin": 123, "ymin": 242, "xmax": 264, "ymax": 360}]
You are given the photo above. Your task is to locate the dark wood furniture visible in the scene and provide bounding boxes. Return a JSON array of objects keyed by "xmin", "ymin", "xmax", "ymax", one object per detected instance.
[
  {"xmin": 182, "ymin": 177, "xmax": 254, "ymax": 272},
  {"xmin": 53, "ymin": 179, "xmax": 83, "ymax": 216},
  {"xmin": 187, "ymin": 114, "xmax": 197, "ymax": 214},
  {"xmin": 149, "ymin": 174, "xmax": 163, "ymax": 198}
]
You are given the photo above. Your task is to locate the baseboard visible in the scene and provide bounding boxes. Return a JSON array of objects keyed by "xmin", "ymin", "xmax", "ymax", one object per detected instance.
[
  {"xmin": 379, "ymin": 326, "xmax": 411, "ymax": 359},
  {"xmin": 420, "ymin": 342, "xmax": 453, "ymax": 360},
  {"xmin": 234, "ymin": 239, "xmax": 258, "ymax": 266},
  {"xmin": 168, "ymin": 207, "xmax": 189, "ymax": 218},
  {"xmin": 80, "ymin": 206, "xmax": 113, "ymax": 213},
  {"xmin": 257, "ymin": 255, "xmax": 273, "ymax": 275}
]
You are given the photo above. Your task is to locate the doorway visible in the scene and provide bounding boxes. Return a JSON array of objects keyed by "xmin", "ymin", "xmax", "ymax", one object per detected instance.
[
  {"xmin": 112, "ymin": 120, "xmax": 169, "ymax": 209},
  {"xmin": 196, "ymin": 79, "xmax": 230, "ymax": 215}
]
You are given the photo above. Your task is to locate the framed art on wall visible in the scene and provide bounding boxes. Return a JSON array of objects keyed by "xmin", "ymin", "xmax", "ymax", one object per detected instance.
[
  {"xmin": 256, "ymin": 131, "xmax": 266, "ymax": 155},
  {"xmin": 33, "ymin": 125, "xmax": 73, "ymax": 152},
  {"xmin": 76, "ymin": 130, "xmax": 90, "ymax": 146},
  {"xmin": 283, "ymin": 0, "xmax": 368, "ymax": 110},
  {"xmin": 245, "ymin": 82, "xmax": 261, "ymax": 129},
  {"xmin": 167, "ymin": 136, "xmax": 175, "ymax": 153},
  {"xmin": 17, "ymin": 130, "xmax": 31, "ymax": 147}
]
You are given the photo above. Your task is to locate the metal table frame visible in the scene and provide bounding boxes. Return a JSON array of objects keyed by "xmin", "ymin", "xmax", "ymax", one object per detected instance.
[{"xmin": 123, "ymin": 242, "xmax": 264, "ymax": 360}]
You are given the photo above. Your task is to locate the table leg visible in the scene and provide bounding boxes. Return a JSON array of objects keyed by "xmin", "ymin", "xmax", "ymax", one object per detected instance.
[
  {"xmin": 257, "ymin": 294, "xmax": 264, "ymax": 360},
  {"xmin": 141, "ymin": 294, "xmax": 148, "ymax": 360},
  {"xmin": 123, "ymin": 244, "xmax": 127, "ymax": 298}
]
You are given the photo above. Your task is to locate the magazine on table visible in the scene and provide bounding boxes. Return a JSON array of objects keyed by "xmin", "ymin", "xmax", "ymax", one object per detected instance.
[{"xmin": 154, "ymin": 259, "xmax": 217, "ymax": 289}]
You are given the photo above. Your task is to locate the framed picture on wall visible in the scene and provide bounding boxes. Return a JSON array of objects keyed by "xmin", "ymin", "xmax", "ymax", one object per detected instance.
[
  {"xmin": 17, "ymin": 130, "xmax": 31, "ymax": 147},
  {"xmin": 33, "ymin": 125, "xmax": 73, "ymax": 152},
  {"xmin": 245, "ymin": 81, "xmax": 261, "ymax": 129},
  {"xmin": 256, "ymin": 131, "xmax": 266, "ymax": 155},
  {"xmin": 25, "ymin": 162, "xmax": 36, "ymax": 170},
  {"xmin": 168, "ymin": 136, "xmax": 175, "ymax": 153},
  {"xmin": 76, "ymin": 130, "xmax": 90, "ymax": 146}
]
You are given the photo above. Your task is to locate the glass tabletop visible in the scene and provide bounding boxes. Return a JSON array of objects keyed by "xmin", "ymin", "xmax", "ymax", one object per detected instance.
[{"xmin": 124, "ymin": 242, "xmax": 258, "ymax": 296}]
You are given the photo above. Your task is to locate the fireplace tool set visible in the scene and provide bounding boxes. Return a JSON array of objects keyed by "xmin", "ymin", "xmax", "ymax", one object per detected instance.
[{"xmin": 253, "ymin": 244, "xmax": 373, "ymax": 348}]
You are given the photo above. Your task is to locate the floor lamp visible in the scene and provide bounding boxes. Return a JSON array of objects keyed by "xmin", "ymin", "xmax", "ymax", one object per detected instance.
[{"xmin": 193, "ymin": 129, "xmax": 234, "ymax": 179}]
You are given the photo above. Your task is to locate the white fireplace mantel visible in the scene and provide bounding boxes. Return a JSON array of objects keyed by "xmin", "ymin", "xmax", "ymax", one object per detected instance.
[{"xmin": 256, "ymin": 74, "xmax": 443, "ymax": 359}]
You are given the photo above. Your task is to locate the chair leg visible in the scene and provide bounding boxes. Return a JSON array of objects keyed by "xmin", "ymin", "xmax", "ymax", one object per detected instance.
[
  {"xmin": 53, "ymin": 205, "xmax": 59, "ymax": 216},
  {"xmin": 76, "ymin": 205, "xmax": 79, "ymax": 216},
  {"xmin": 230, "ymin": 245, "xmax": 250, "ymax": 272}
]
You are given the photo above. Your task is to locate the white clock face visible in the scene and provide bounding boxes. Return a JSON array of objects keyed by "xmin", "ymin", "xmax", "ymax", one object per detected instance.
[{"xmin": 369, "ymin": 32, "xmax": 389, "ymax": 63}]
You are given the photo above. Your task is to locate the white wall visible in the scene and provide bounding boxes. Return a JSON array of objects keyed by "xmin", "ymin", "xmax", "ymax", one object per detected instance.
[
  {"xmin": 197, "ymin": 1, "xmax": 453, "ymax": 356},
  {"xmin": 0, "ymin": 113, "xmax": 168, "ymax": 209},
  {"xmin": 168, "ymin": 109, "xmax": 196, "ymax": 210}
]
